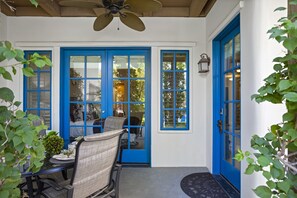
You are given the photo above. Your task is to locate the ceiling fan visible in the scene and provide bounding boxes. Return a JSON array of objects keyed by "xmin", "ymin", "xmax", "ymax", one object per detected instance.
[{"xmin": 59, "ymin": 0, "xmax": 162, "ymax": 31}]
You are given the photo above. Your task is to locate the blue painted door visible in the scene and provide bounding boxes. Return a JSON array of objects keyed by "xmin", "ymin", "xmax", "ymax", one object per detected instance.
[
  {"xmin": 219, "ymin": 27, "xmax": 241, "ymax": 190},
  {"xmin": 60, "ymin": 48, "xmax": 151, "ymax": 164}
]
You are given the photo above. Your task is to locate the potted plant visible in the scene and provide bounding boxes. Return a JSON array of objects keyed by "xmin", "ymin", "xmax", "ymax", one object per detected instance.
[
  {"xmin": 43, "ymin": 131, "xmax": 64, "ymax": 157},
  {"xmin": 236, "ymin": 1, "xmax": 297, "ymax": 197}
]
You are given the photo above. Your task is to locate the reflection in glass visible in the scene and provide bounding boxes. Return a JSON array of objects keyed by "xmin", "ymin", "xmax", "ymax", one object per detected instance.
[
  {"xmin": 113, "ymin": 80, "xmax": 128, "ymax": 102},
  {"xmin": 176, "ymin": 110, "xmax": 187, "ymax": 128},
  {"xmin": 130, "ymin": 104, "xmax": 145, "ymax": 125},
  {"xmin": 130, "ymin": 56, "xmax": 145, "ymax": 78},
  {"xmin": 176, "ymin": 91, "xmax": 186, "ymax": 108},
  {"xmin": 70, "ymin": 127, "xmax": 84, "ymax": 138},
  {"xmin": 27, "ymin": 92, "xmax": 38, "ymax": 108},
  {"xmin": 224, "ymin": 72, "xmax": 233, "ymax": 101},
  {"xmin": 235, "ymin": 69, "xmax": 241, "ymax": 100},
  {"xmin": 235, "ymin": 136, "xmax": 241, "ymax": 170},
  {"xmin": 176, "ymin": 53, "xmax": 187, "ymax": 70},
  {"xmin": 40, "ymin": 92, "xmax": 50, "ymax": 108},
  {"xmin": 130, "ymin": 80, "xmax": 145, "ymax": 102},
  {"xmin": 39, "ymin": 73, "xmax": 50, "ymax": 90},
  {"xmin": 176, "ymin": 72, "xmax": 186, "ymax": 89},
  {"xmin": 162, "ymin": 72, "xmax": 174, "ymax": 89},
  {"xmin": 70, "ymin": 80, "xmax": 84, "ymax": 101},
  {"xmin": 86, "ymin": 56, "xmax": 102, "ymax": 78},
  {"xmin": 163, "ymin": 91, "xmax": 174, "ymax": 108},
  {"xmin": 113, "ymin": 56, "xmax": 128, "ymax": 77},
  {"xmin": 224, "ymin": 103, "xmax": 233, "ymax": 132},
  {"xmin": 113, "ymin": 103, "xmax": 128, "ymax": 117},
  {"xmin": 163, "ymin": 110, "xmax": 174, "ymax": 128},
  {"xmin": 85, "ymin": 103, "xmax": 101, "ymax": 124},
  {"xmin": 86, "ymin": 80, "xmax": 101, "ymax": 101},
  {"xmin": 224, "ymin": 133, "xmax": 232, "ymax": 164},
  {"xmin": 27, "ymin": 76, "xmax": 38, "ymax": 89},
  {"xmin": 27, "ymin": 110, "xmax": 37, "ymax": 116},
  {"xmin": 235, "ymin": 34, "xmax": 241, "ymax": 67},
  {"xmin": 235, "ymin": 103, "xmax": 241, "ymax": 134},
  {"xmin": 70, "ymin": 104, "xmax": 84, "ymax": 122},
  {"xmin": 40, "ymin": 110, "xmax": 50, "ymax": 126},
  {"xmin": 162, "ymin": 53, "xmax": 174, "ymax": 70},
  {"xmin": 224, "ymin": 40, "xmax": 233, "ymax": 70},
  {"xmin": 70, "ymin": 56, "xmax": 84, "ymax": 78}
]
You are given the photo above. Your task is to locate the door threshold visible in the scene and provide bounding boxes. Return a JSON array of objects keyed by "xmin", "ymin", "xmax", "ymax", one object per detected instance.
[{"xmin": 213, "ymin": 174, "xmax": 240, "ymax": 198}]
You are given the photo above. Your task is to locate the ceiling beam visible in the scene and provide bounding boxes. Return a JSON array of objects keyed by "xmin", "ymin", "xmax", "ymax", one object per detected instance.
[
  {"xmin": 0, "ymin": 2, "xmax": 16, "ymax": 16},
  {"xmin": 37, "ymin": 0, "xmax": 61, "ymax": 16},
  {"xmin": 61, "ymin": 7, "xmax": 96, "ymax": 17},
  {"xmin": 16, "ymin": 7, "xmax": 49, "ymax": 16},
  {"xmin": 200, "ymin": 0, "xmax": 216, "ymax": 17},
  {"xmin": 152, "ymin": 7, "xmax": 190, "ymax": 17},
  {"xmin": 189, "ymin": 0, "xmax": 208, "ymax": 17}
]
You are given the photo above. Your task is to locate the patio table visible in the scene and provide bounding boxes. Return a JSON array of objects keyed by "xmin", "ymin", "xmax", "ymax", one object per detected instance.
[{"xmin": 21, "ymin": 157, "xmax": 74, "ymax": 198}]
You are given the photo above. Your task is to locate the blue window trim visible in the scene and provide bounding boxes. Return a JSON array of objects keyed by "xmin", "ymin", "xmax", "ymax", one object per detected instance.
[
  {"xmin": 160, "ymin": 50, "xmax": 190, "ymax": 130},
  {"xmin": 212, "ymin": 14, "xmax": 240, "ymax": 175},
  {"xmin": 23, "ymin": 50, "xmax": 52, "ymax": 129}
]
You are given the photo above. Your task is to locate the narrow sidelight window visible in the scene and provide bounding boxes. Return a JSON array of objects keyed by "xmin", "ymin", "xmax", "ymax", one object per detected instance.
[
  {"xmin": 24, "ymin": 51, "xmax": 52, "ymax": 129},
  {"xmin": 160, "ymin": 50, "xmax": 189, "ymax": 130}
]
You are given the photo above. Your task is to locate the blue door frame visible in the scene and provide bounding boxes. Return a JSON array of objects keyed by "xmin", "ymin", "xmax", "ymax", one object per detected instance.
[
  {"xmin": 60, "ymin": 47, "xmax": 151, "ymax": 164},
  {"xmin": 212, "ymin": 15, "xmax": 240, "ymax": 190}
]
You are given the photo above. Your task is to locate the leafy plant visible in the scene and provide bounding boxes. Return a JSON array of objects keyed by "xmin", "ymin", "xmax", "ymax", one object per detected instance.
[
  {"xmin": 43, "ymin": 132, "xmax": 64, "ymax": 157},
  {"xmin": 0, "ymin": 40, "xmax": 52, "ymax": 198},
  {"xmin": 235, "ymin": 1, "xmax": 297, "ymax": 197}
]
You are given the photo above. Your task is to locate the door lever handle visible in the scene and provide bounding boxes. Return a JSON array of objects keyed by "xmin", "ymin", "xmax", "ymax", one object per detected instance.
[{"xmin": 217, "ymin": 120, "xmax": 223, "ymax": 133}]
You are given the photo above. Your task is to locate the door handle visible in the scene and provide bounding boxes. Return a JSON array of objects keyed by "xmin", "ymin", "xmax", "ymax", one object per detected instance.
[{"xmin": 217, "ymin": 120, "xmax": 223, "ymax": 133}]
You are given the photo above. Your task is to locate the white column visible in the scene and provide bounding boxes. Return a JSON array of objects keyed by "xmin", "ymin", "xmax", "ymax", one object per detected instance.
[{"xmin": 241, "ymin": 0, "xmax": 287, "ymax": 197}]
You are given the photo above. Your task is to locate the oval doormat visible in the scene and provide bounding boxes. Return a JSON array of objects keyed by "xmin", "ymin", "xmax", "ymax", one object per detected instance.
[{"xmin": 180, "ymin": 173, "xmax": 229, "ymax": 198}]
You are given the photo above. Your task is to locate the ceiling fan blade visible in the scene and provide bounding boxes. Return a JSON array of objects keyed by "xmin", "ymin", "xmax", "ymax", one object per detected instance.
[
  {"xmin": 120, "ymin": 12, "xmax": 145, "ymax": 31},
  {"xmin": 93, "ymin": 13, "xmax": 114, "ymax": 31},
  {"xmin": 59, "ymin": 0, "xmax": 102, "ymax": 8},
  {"xmin": 124, "ymin": 0, "xmax": 162, "ymax": 13},
  {"xmin": 93, "ymin": 8, "xmax": 106, "ymax": 16}
]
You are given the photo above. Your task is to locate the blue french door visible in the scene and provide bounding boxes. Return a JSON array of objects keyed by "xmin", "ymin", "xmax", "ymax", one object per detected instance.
[
  {"xmin": 219, "ymin": 26, "xmax": 241, "ymax": 190},
  {"xmin": 60, "ymin": 48, "xmax": 151, "ymax": 164}
]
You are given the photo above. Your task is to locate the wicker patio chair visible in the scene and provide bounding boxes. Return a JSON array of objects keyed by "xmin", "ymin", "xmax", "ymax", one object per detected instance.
[
  {"xmin": 103, "ymin": 116, "xmax": 126, "ymax": 132},
  {"xmin": 40, "ymin": 129, "xmax": 125, "ymax": 198}
]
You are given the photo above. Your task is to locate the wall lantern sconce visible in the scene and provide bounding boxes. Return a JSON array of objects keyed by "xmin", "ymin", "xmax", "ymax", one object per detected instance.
[{"xmin": 198, "ymin": 53, "xmax": 210, "ymax": 73}]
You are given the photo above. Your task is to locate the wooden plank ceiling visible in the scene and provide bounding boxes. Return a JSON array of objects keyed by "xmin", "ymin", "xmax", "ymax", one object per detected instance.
[{"xmin": 0, "ymin": 0, "xmax": 216, "ymax": 17}]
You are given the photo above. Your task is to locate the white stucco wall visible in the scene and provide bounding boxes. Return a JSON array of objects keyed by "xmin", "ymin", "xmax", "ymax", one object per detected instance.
[
  {"xmin": 6, "ymin": 16, "xmax": 207, "ymax": 167},
  {"xmin": 241, "ymin": 0, "xmax": 286, "ymax": 197},
  {"xmin": 0, "ymin": 13, "xmax": 8, "ymax": 88},
  {"xmin": 206, "ymin": 0, "xmax": 287, "ymax": 197}
]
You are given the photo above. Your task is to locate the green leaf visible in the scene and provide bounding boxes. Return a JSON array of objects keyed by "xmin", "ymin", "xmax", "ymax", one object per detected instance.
[
  {"xmin": 278, "ymin": 80, "xmax": 293, "ymax": 91},
  {"xmin": 4, "ymin": 153, "xmax": 14, "ymax": 162},
  {"xmin": 283, "ymin": 37, "xmax": 297, "ymax": 52},
  {"xmin": 15, "ymin": 110, "xmax": 26, "ymax": 119},
  {"xmin": 272, "ymin": 159, "xmax": 283, "ymax": 170},
  {"xmin": 2, "ymin": 71, "xmax": 12, "ymax": 81},
  {"xmin": 0, "ymin": 67, "xmax": 5, "ymax": 74},
  {"xmin": 274, "ymin": 7, "xmax": 286, "ymax": 12},
  {"xmin": 263, "ymin": 171, "xmax": 271, "ymax": 180},
  {"xmin": 288, "ymin": 129, "xmax": 297, "ymax": 139},
  {"xmin": 264, "ymin": 133, "xmax": 275, "ymax": 141},
  {"xmin": 277, "ymin": 180, "xmax": 291, "ymax": 193},
  {"xmin": 15, "ymin": 49, "xmax": 25, "ymax": 62},
  {"xmin": 33, "ymin": 59, "xmax": 46, "ymax": 68},
  {"xmin": 0, "ymin": 190, "xmax": 9, "ymax": 198},
  {"xmin": 4, "ymin": 41, "xmax": 12, "ymax": 49},
  {"xmin": 22, "ymin": 134, "xmax": 33, "ymax": 145},
  {"xmin": 0, "ymin": 87, "xmax": 14, "ymax": 102},
  {"xmin": 266, "ymin": 181, "xmax": 276, "ymax": 189},
  {"xmin": 253, "ymin": 186, "xmax": 272, "ymax": 198},
  {"xmin": 12, "ymin": 136, "xmax": 22, "ymax": 147},
  {"xmin": 284, "ymin": 92, "xmax": 297, "ymax": 102},
  {"xmin": 22, "ymin": 67, "xmax": 35, "ymax": 77},
  {"xmin": 257, "ymin": 156, "xmax": 270, "ymax": 167},
  {"xmin": 273, "ymin": 64, "xmax": 283, "ymax": 71},
  {"xmin": 30, "ymin": 0, "xmax": 38, "ymax": 7},
  {"xmin": 14, "ymin": 101, "xmax": 21, "ymax": 107},
  {"xmin": 282, "ymin": 112, "xmax": 295, "ymax": 122},
  {"xmin": 246, "ymin": 157, "xmax": 254, "ymax": 164},
  {"xmin": 12, "ymin": 66, "xmax": 16, "ymax": 75},
  {"xmin": 245, "ymin": 164, "xmax": 255, "ymax": 175},
  {"xmin": 3, "ymin": 50, "xmax": 16, "ymax": 60},
  {"xmin": 271, "ymin": 166, "xmax": 281, "ymax": 179}
]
